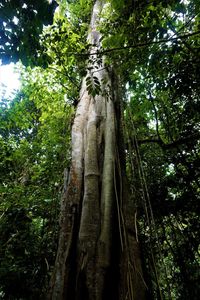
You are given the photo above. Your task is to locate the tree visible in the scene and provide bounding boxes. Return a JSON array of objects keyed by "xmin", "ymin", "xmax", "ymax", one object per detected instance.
[{"xmin": 48, "ymin": 1, "xmax": 146, "ymax": 299}]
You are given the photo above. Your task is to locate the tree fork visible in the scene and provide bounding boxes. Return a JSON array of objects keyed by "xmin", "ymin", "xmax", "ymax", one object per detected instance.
[{"xmin": 48, "ymin": 1, "xmax": 146, "ymax": 299}]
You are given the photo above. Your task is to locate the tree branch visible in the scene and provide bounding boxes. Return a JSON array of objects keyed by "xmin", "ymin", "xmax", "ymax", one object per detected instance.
[
  {"xmin": 165, "ymin": 13, "xmax": 199, "ymax": 55},
  {"xmin": 138, "ymin": 132, "xmax": 200, "ymax": 149},
  {"xmin": 76, "ymin": 30, "xmax": 200, "ymax": 57}
]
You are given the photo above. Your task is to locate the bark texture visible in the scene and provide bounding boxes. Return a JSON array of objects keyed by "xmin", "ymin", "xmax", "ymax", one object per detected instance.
[{"xmin": 48, "ymin": 1, "xmax": 146, "ymax": 299}]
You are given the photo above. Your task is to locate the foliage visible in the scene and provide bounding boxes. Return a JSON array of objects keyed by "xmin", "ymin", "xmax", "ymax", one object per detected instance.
[
  {"xmin": 0, "ymin": 63, "xmax": 73, "ymax": 299},
  {"xmin": 0, "ymin": 0, "xmax": 57, "ymax": 65},
  {"xmin": 103, "ymin": 1, "xmax": 200, "ymax": 298}
]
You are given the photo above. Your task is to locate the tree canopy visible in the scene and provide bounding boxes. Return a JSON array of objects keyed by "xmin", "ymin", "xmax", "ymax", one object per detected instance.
[
  {"xmin": 0, "ymin": 0, "xmax": 199, "ymax": 299},
  {"xmin": 0, "ymin": 0, "xmax": 57, "ymax": 65}
]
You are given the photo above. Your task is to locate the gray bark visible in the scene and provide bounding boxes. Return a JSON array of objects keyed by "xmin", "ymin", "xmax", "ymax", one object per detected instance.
[{"xmin": 48, "ymin": 1, "xmax": 146, "ymax": 299}]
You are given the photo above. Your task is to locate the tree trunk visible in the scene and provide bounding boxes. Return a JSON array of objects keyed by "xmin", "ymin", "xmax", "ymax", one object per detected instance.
[{"xmin": 48, "ymin": 1, "xmax": 146, "ymax": 299}]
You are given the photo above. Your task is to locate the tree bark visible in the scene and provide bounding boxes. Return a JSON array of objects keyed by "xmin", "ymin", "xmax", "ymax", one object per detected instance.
[{"xmin": 48, "ymin": 1, "xmax": 146, "ymax": 299}]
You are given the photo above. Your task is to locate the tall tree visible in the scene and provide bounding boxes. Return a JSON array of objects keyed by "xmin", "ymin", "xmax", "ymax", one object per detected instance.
[{"xmin": 48, "ymin": 1, "xmax": 146, "ymax": 299}]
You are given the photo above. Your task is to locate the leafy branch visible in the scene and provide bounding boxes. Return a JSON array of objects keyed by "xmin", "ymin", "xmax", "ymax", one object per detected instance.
[
  {"xmin": 85, "ymin": 74, "xmax": 101, "ymax": 97},
  {"xmin": 76, "ymin": 30, "xmax": 200, "ymax": 57}
]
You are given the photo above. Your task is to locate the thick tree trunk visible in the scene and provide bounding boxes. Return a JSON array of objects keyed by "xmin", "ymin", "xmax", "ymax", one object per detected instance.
[{"xmin": 48, "ymin": 1, "xmax": 146, "ymax": 299}]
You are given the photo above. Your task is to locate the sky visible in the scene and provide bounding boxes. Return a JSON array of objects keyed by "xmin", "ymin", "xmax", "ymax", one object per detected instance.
[{"xmin": 0, "ymin": 63, "xmax": 20, "ymax": 100}]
